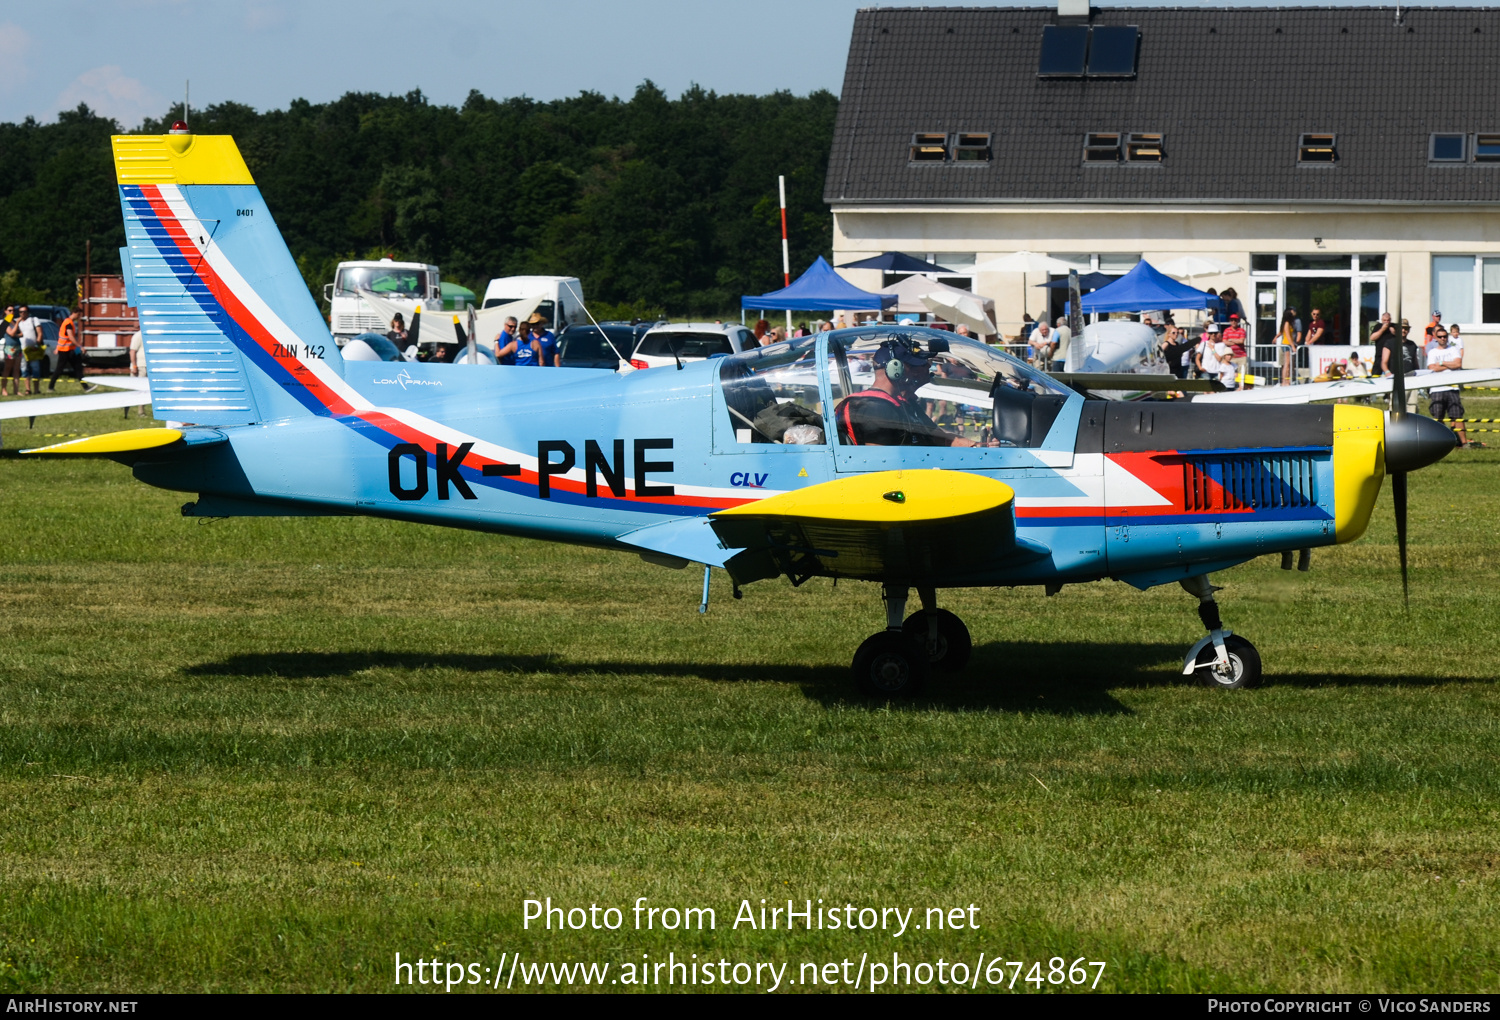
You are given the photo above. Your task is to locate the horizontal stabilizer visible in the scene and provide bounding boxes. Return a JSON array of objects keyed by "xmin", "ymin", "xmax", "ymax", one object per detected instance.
[{"xmin": 21, "ymin": 427, "xmax": 226, "ymax": 457}]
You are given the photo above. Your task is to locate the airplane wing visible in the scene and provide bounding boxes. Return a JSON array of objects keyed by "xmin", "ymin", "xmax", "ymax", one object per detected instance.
[
  {"xmin": 0, "ymin": 389, "xmax": 150, "ymax": 421},
  {"xmin": 83, "ymin": 376, "xmax": 151, "ymax": 392},
  {"xmin": 1192, "ymin": 368, "xmax": 1500, "ymax": 405},
  {"xmin": 708, "ymin": 469, "xmax": 1048, "ymax": 587}
]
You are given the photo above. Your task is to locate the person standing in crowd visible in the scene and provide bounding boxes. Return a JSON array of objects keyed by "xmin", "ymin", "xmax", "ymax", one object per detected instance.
[
  {"xmin": 386, "ymin": 314, "xmax": 407, "ymax": 347},
  {"xmin": 17, "ymin": 304, "xmax": 45, "ymax": 395},
  {"xmin": 527, "ymin": 314, "xmax": 558, "ymax": 366},
  {"xmin": 1019, "ymin": 312, "xmax": 1036, "ymax": 340},
  {"xmin": 1345, "ymin": 350, "xmax": 1371, "ymax": 379},
  {"xmin": 1, "ymin": 309, "xmax": 20, "ymax": 396},
  {"xmin": 1205, "ymin": 288, "xmax": 1226, "ymax": 323},
  {"xmin": 1194, "ymin": 323, "xmax": 1221, "ymax": 380},
  {"xmin": 1222, "ymin": 313, "xmax": 1249, "ymax": 385},
  {"xmin": 1051, "ymin": 316, "xmax": 1071, "ymax": 371},
  {"xmin": 1027, "ymin": 319, "xmax": 1053, "ymax": 367},
  {"xmin": 50, "ymin": 308, "xmax": 88, "ymax": 391},
  {"xmin": 1447, "ymin": 323, "xmax": 1463, "ymax": 349},
  {"xmin": 128, "ymin": 327, "xmax": 148, "ymax": 415},
  {"xmin": 752, "ymin": 319, "xmax": 771, "ymax": 345},
  {"xmin": 1425, "ymin": 327, "xmax": 1469, "ymax": 446},
  {"xmin": 1219, "ymin": 287, "xmax": 1246, "ymax": 322},
  {"xmin": 1425, "ymin": 310, "xmax": 1442, "ymax": 343},
  {"xmin": 1380, "ymin": 319, "xmax": 1420, "ymax": 412},
  {"xmin": 1369, "ymin": 312, "xmax": 1398, "ymax": 353},
  {"xmin": 1304, "ymin": 307, "xmax": 1329, "ymax": 346},
  {"xmin": 1276, "ymin": 309, "xmax": 1299, "ymax": 385},
  {"xmin": 493, "ymin": 316, "xmax": 521, "ymax": 364}
]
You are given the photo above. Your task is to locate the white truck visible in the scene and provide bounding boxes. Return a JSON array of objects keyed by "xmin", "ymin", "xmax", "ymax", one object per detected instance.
[
  {"xmin": 325, "ymin": 259, "xmax": 442, "ymax": 342},
  {"xmin": 481, "ymin": 276, "xmax": 588, "ymax": 332}
]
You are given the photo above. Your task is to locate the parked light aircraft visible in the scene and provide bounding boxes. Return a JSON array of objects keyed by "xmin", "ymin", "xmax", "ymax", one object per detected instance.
[{"xmin": 23, "ymin": 132, "xmax": 1465, "ymax": 694}]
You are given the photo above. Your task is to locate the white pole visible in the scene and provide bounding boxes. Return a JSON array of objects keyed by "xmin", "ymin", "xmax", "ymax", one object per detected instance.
[{"xmin": 779, "ymin": 175, "xmax": 792, "ymax": 333}]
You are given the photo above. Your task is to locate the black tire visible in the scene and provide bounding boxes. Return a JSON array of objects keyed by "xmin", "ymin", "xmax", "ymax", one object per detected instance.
[
  {"xmin": 901, "ymin": 609, "xmax": 972, "ymax": 672},
  {"xmin": 852, "ymin": 631, "xmax": 929, "ymax": 698},
  {"xmin": 1195, "ymin": 634, "xmax": 1263, "ymax": 689}
]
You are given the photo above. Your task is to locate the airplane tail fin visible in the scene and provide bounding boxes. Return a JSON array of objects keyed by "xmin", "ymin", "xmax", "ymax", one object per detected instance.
[{"xmin": 114, "ymin": 133, "xmax": 343, "ymax": 425}]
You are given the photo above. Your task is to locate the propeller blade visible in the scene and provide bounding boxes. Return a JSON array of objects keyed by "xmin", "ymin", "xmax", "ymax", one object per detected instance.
[{"xmin": 1392, "ymin": 470, "xmax": 1408, "ymax": 608}]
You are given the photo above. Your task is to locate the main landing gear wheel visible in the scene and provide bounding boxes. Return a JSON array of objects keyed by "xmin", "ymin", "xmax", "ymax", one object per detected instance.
[
  {"xmin": 901, "ymin": 609, "xmax": 972, "ymax": 672},
  {"xmin": 852, "ymin": 631, "xmax": 928, "ymax": 698},
  {"xmin": 1194, "ymin": 635, "xmax": 1263, "ymax": 690}
]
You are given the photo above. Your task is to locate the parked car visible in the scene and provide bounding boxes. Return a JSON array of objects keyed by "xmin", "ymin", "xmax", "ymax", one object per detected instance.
[
  {"xmin": 556, "ymin": 324, "xmax": 643, "ymax": 370},
  {"xmin": 627, "ymin": 322, "xmax": 755, "ymax": 370}
]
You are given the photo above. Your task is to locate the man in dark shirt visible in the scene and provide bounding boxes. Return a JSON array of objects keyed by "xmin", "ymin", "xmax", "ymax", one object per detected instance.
[
  {"xmin": 1305, "ymin": 308, "xmax": 1329, "ymax": 345},
  {"xmin": 835, "ymin": 339, "xmax": 982, "ymax": 447}
]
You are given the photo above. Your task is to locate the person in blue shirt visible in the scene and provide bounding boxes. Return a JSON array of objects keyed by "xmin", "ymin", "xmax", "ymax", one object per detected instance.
[
  {"xmin": 492, "ymin": 316, "xmax": 521, "ymax": 365},
  {"xmin": 526, "ymin": 314, "xmax": 559, "ymax": 366}
]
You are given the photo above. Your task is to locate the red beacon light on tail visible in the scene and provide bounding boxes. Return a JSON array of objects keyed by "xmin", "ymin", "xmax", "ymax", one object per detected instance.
[{"xmin": 169, "ymin": 121, "xmax": 191, "ymax": 135}]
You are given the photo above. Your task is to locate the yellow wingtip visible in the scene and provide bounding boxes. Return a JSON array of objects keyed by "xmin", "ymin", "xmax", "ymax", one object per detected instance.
[
  {"xmin": 712, "ymin": 468, "xmax": 1015, "ymax": 524},
  {"xmin": 21, "ymin": 428, "xmax": 184, "ymax": 455},
  {"xmin": 111, "ymin": 134, "xmax": 254, "ymax": 187}
]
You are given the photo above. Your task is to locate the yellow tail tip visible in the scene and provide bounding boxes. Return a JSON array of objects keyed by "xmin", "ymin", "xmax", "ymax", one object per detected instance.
[{"xmin": 112, "ymin": 135, "xmax": 254, "ymax": 187}]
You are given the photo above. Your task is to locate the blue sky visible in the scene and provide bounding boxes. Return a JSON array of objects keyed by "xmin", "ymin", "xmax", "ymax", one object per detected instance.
[{"xmin": 0, "ymin": 1, "xmax": 1485, "ymax": 127}]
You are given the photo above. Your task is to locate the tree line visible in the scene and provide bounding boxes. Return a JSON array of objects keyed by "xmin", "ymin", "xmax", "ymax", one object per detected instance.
[{"xmin": 0, "ymin": 83, "xmax": 838, "ymax": 317}]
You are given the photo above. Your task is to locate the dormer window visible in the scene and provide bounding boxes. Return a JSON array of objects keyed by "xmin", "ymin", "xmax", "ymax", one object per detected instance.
[
  {"xmin": 910, "ymin": 133, "xmax": 948, "ymax": 162},
  {"xmin": 1125, "ymin": 132, "xmax": 1164, "ymax": 162},
  {"xmin": 953, "ymin": 132, "xmax": 992, "ymax": 162},
  {"xmin": 1083, "ymin": 133, "xmax": 1121, "ymax": 162},
  {"xmin": 1430, "ymin": 133, "xmax": 1468, "ymax": 162},
  {"xmin": 1298, "ymin": 133, "xmax": 1337, "ymax": 163}
]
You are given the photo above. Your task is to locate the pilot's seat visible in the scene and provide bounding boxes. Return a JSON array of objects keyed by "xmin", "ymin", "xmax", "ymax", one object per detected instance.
[{"xmin": 992, "ymin": 385, "xmax": 1066, "ymax": 448}]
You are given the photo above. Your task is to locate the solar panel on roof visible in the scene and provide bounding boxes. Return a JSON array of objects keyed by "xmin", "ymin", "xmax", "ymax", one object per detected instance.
[
  {"xmin": 1087, "ymin": 25, "xmax": 1139, "ymax": 76},
  {"xmin": 1038, "ymin": 25, "xmax": 1088, "ymax": 76}
]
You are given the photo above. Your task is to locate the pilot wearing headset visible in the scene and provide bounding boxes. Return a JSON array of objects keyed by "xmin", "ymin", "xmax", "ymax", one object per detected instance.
[{"xmin": 835, "ymin": 338, "xmax": 984, "ymax": 447}]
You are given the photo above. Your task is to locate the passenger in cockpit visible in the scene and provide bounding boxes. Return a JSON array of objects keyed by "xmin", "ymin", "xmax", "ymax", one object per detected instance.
[{"xmin": 835, "ymin": 339, "xmax": 986, "ymax": 447}]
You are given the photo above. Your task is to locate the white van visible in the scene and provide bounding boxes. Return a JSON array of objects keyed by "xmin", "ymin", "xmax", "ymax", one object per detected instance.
[
  {"xmin": 482, "ymin": 276, "xmax": 588, "ymax": 332},
  {"xmin": 325, "ymin": 259, "xmax": 441, "ymax": 342}
]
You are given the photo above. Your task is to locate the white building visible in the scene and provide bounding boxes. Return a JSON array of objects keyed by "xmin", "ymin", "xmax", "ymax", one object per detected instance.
[{"xmin": 825, "ymin": 5, "xmax": 1500, "ymax": 366}]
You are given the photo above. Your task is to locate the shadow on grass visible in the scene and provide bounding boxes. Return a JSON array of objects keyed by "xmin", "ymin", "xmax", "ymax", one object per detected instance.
[
  {"xmin": 182, "ymin": 640, "xmax": 1495, "ymax": 715},
  {"xmin": 178, "ymin": 642, "xmax": 1208, "ymax": 716}
]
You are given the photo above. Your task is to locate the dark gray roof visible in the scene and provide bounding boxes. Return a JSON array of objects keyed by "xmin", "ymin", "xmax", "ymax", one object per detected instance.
[{"xmin": 826, "ymin": 6, "xmax": 1500, "ymax": 205}]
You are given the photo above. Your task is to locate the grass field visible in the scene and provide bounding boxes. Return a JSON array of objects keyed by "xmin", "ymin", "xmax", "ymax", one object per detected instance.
[{"xmin": 1, "ymin": 397, "xmax": 1498, "ymax": 993}]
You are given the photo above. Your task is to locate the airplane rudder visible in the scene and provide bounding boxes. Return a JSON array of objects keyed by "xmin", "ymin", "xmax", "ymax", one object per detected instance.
[{"xmin": 114, "ymin": 134, "xmax": 336, "ymax": 424}]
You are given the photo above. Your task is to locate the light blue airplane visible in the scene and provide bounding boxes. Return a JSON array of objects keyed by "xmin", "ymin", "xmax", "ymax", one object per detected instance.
[{"xmin": 26, "ymin": 131, "xmax": 1458, "ymax": 695}]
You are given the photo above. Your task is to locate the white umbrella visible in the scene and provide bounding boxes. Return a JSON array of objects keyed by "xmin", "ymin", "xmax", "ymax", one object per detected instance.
[
  {"xmin": 972, "ymin": 251, "xmax": 1080, "ymax": 275},
  {"xmin": 920, "ymin": 290, "xmax": 997, "ymax": 336},
  {"xmin": 971, "ymin": 251, "xmax": 1081, "ymax": 330},
  {"xmin": 1153, "ymin": 255, "xmax": 1242, "ymax": 279}
]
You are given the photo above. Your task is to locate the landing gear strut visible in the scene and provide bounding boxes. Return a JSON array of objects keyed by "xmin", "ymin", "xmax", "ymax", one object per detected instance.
[
  {"xmin": 851, "ymin": 586, "xmax": 972, "ymax": 696},
  {"xmin": 1179, "ymin": 575, "xmax": 1262, "ymax": 689}
]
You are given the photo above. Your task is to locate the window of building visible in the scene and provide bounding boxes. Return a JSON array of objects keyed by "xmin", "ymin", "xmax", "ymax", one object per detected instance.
[
  {"xmin": 1430, "ymin": 133, "xmax": 1468, "ymax": 162},
  {"xmin": 910, "ymin": 133, "xmax": 948, "ymax": 162},
  {"xmin": 1475, "ymin": 134, "xmax": 1500, "ymax": 162},
  {"xmin": 1298, "ymin": 133, "xmax": 1337, "ymax": 163},
  {"xmin": 1125, "ymin": 133, "xmax": 1164, "ymax": 162},
  {"xmin": 1083, "ymin": 133, "xmax": 1121, "ymax": 162},
  {"xmin": 1251, "ymin": 254, "xmax": 1279, "ymax": 273},
  {"xmin": 953, "ymin": 133, "xmax": 992, "ymax": 162},
  {"xmin": 1431, "ymin": 255, "xmax": 1500, "ymax": 324}
]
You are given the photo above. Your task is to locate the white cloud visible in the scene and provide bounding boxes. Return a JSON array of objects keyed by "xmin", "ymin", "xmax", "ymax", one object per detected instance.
[
  {"xmin": 0, "ymin": 23, "xmax": 32, "ymax": 92},
  {"xmin": 55, "ymin": 65, "xmax": 164, "ymax": 128}
]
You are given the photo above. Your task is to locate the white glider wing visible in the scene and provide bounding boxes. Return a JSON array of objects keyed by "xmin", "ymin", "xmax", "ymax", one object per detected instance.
[
  {"xmin": 1193, "ymin": 368, "xmax": 1500, "ymax": 405},
  {"xmin": 0, "ymin": 390, "xmax": 150, "ymax": 421}
]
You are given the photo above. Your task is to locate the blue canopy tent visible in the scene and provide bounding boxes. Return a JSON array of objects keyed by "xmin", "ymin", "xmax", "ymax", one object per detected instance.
[
  {"xmin": 837, "ymin": 252, "xmax": 952, "ymax": 273},
  {"xmin": 741, "ymin": 256, "xmax": 896, "ymax": 312},
  {"xmin": 1077, "ymin": 260, "xmax": 1220, "ymax": 314},
  {"xmin": 1037, "ymin": 271, "xmax": 1116, "ymax": 291}
]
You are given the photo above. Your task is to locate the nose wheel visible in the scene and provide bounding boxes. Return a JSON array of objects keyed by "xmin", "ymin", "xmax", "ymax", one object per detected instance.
[{"xmin": 1179, "ymin": 575, "xmax": 1263, "ymax": 689}]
